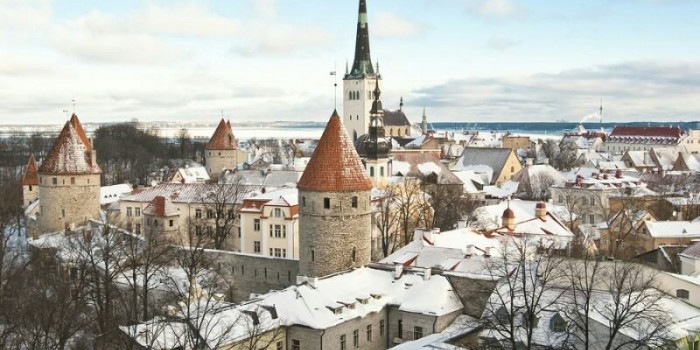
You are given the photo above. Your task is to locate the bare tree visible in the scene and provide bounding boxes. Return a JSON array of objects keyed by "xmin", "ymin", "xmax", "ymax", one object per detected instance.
[
  {"xmin": 481, "ymin": 238, "xmax": 568, "ymax": 349},
  {"xmin": 392, "ymin": 177, "xmax": 431, "ymax": 245},
  {"xmin": 372, "ymin": 187, "xmax": 402, "ymax": 259},
  {"xmin": 200, "ymin": 178, "xmax": 251, "ymax": 250}
]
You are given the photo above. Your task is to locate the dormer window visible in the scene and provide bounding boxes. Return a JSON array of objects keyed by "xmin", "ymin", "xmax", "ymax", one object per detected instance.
[{"xmin": 550, "ymin": 313, "xmax": 567, "ymax": 332}]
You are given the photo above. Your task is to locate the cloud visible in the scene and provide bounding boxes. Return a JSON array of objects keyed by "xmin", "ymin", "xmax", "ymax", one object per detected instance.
[
  {"xmin": 486, "ymin": 35, "xmax": 519, "ymax": 51},
  {"xmin": 412, "ymin": 61, "xmax": 700, "ymax": 121},
  {"xmin": 0, "ymin": 0, "xmax": 52, "ymax": 36},
  {"xmin": 231, "ymin": 23, "xmax": 332, "ymax": 56},
  {"xmin": 0, "ymin": 54, "xmax": 53, "ymax": 76},
  {"xmin": 373, "ymin": 12, "xmax": 423, "ymax": 38},
  {"xmin": 468, "ymin": 0, "xmax": 522, "ymax": 19}
]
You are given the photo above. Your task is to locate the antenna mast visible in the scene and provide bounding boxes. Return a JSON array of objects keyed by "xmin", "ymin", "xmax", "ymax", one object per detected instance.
[{"xmin": 599, "ymin": 97, "xmax": 604, "ymax": 128}]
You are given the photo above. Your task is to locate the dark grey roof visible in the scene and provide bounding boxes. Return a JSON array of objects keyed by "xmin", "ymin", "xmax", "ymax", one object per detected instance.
[
  {"xmin": 383, "ymin": 109, "xmax": 410, "ymax": 126},
  {"xmin": 681, "ymin": 241, "xmax": 700, "ymax": 259},
  {"xmin": 392, "ymin": 152, "xmax": 463, "ymax": 186},
  {"xmin": 456, "ymin": 148, "xmax": 514, "ymax": 174}
]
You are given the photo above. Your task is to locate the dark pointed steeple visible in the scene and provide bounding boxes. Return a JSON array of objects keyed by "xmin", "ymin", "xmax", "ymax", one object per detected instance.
[
  {"xmin": 347, "ymin": 0, "xmax": 375, "ymax": 78},
  {"xmin": 365, "ymin": 80, "xmax": 390, "ymax": 160}
]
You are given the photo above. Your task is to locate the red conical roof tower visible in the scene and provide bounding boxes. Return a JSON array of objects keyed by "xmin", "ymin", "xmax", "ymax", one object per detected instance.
[
  {"xmin": 22, "ymin": 154, "xmax": 39, "ymax": 186},
  {"xmin": 39, "ymin": 121, "xmax": 101, "ymax": 175},
  {"xmin": 206, "ymin": 118, "xmax": 238, "ymax": 150},
  {"xmin": 298, "ymin": 110, "xmax": 372, "ymax": 192},
  {"xmin": 70, "ymin": 113, "xmax": 92, "ymax": 151}
]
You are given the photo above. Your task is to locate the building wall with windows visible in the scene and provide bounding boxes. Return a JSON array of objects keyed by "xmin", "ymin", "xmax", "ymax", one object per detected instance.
[
  {"xmin": 286, "ymin": 310, "xmax": 387, "ymax": 350},
  {"xmin": 387, "ymin": 307, "xmax": 461, "ymax": 347}
]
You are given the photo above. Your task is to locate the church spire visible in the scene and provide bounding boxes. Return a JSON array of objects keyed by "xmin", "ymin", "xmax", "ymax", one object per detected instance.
[
  {"xmin": 365, "ymin": 80, "xmax": 390, "ymax": 160},
  {"xmin": 348, "ymin": 0, "xmax": 375, "ymax": 78}
]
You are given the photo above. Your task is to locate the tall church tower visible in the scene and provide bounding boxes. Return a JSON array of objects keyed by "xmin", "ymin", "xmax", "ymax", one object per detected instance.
[
  {"xmin": 38, "ymin": 114, "xmax": 101, "ymax": 233},
  {"xmin": 297, "ymin": 110, "xmax": 373, "ymax": 278},
  {"xmin": 364, "ymin": 81, "xmax": 392, "ymax": 188},
  {"xmin": 343, "ymin": 0, "xmax": 381, "ymax": 142}
]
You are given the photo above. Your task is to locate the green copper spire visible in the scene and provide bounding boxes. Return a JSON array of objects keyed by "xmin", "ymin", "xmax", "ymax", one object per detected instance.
[{"xmin": 348, "ymin": 0, "xmax": 375, "ymax": 78}]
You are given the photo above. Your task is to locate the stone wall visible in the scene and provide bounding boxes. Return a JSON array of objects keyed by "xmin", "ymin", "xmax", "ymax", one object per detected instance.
[
  {"xmin": 38, "ymin": 173, "xmax": 100, "ymax": 233},
  {"xmin": 205, "ymin": 149, "xmax": 237, "ymax": 180},
  {"xmin": 298, "ymin": 189, "xmax": 371, "ymax": 277},
  {"xmin": 206, "ymin": 250, "xmax": 299, "ymax": 303},
  {"xmin": 23, "ymin": 184, "xmax": 39, "ymax": 208}
]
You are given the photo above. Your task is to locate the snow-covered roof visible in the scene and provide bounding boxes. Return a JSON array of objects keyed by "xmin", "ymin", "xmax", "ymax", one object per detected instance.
[
  {"xmin": 173, "ymin": 166, "xmax": 209, "ymax": 184},
  {"xmin": 644, "ymin": 221, "xmax": 700, "ymax": 239},
  {"xmin": 120, "ymin": 183, "xmax": 261, "ymax": 205},
  {"xmin": 483, "ymin": 181, "xmax": 519, "ymax": 199},
  {"xmin": 100, "ymin": 184, "xmax": 133, "ymax": 205}
]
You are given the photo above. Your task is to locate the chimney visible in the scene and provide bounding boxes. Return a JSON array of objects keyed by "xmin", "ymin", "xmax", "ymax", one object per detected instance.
[
  {"xmin": 423, "ymin": 267, "xmax": 432, "ymax": 281},
  {"xmin": 535, "ymin": 202, "xmax": 547, "ymax": 220},
  {"xmin": 90, "ymin": 150, "xmax": 97, "ymax": 167},
  {"xmin": 615, "ymin": 169, "xmax": 622, "ymax": 179},
  {"xmin": 394, "ymin": 264, "xmax": 403, "ymax": 279},
  {"xmin": 502, "ymin": 208, "xmax": 515, "ymax": 231},
  {"xmin": 575, "ymin": 175, "xmax": 583, "ymax": 187},
  {"xmin": 465, "ymin": 244, "xmax": 475, "ymax": 256},
  {"xmin": 484, "ymin": 247, "xmax": 492, "ymax": 257}
]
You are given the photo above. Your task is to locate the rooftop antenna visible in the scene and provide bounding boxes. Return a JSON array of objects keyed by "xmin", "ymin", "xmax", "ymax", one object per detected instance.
[
  {"xmin": 330, "ymin": 62, "xmax": 337, "ymax": 109},
  {"xmin": 599, "ymin": 97, "xmax": 603, "ymax": 128},
  {"xmin": 72, "ymin": 99, "xmax": 76, "ymax": 114}
]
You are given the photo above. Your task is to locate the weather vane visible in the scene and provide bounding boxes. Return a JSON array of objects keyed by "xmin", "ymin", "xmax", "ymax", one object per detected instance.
[{"xmin": 330, "ymin": 61, "xmax": 337, "ymax": 109}]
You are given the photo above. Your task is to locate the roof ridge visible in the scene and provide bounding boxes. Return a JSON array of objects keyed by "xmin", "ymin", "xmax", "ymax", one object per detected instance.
[{"xmin": 206, "ymin": 118, "xmax": 238, "ymax": 150}]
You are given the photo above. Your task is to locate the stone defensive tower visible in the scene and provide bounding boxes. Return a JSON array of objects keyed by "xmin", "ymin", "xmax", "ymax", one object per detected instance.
[
  {"xmin": 205, "ymin": 119, "xmax": 238, "ymax": 180},
  {"xmin": 38, "ymin": 114, "xmax": 101, "ymax": 233},
  {"xmin": 297, "ymin": 110, "xmax": 373, "ymax": 278},
  {"xmin": 21, "ymin": 154, "xmax": 40, "ymax": 208},
  {"xmin": 343, "ymin": 0, "xmax": 381, "ymax": 142}
]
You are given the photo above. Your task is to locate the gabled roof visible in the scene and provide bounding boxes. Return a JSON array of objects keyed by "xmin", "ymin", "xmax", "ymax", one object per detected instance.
[
  {"xmin": 610, "ymin": 126, "xmax": 684, "ymax": 138},
  {"xmin": 206, "ymin": 119, "xmax": 238, "ymax": 150},
  {"xmin": 383, "ymin": 109, "xmax": 410, "ymax": 126},
  {"xmin": 70, "ymin": 113, "xmax": 92, "ymax": 151},
  {"xmin": 22, "ymin": 154, "xmax": 39, "ymax": 186},
  {"xmin": 391, "ymin": 152, "xmax": 463, "ymax": 185},
  {"xmin": 39, "ymin": 120, "xmax": 101, "ymax": 175},
  {"xmin": 297, "ymin": 110, "xmax": 372, "ymax": 192},
  {"xmin": 143, "ymin": 196, "xmax": 180, "ymax": 217},
  {"xmin": 453, "ymin": 148, "xmax": 515, "ymax": 183}
]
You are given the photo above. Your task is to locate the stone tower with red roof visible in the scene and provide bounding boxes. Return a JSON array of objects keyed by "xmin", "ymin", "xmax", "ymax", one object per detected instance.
[
  {"xmin": 22, "ymin": 154, "xmax": 40, "ymax": 208},
  {"xmin": 297, "ymin": 110, "xmax": 373, "ymax": 278},
  {"xmin": 38, "ymin": 114, "xmax": 101, "ymax": 233},
  {"xmin": 205, "ymin": 119, "xmax": 238, "ymax": 180}
]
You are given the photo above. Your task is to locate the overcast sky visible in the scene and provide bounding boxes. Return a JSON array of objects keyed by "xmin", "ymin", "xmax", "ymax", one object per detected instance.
[{"xmin": 1, "ymin": 0, "xmax": 699, "ymax": 125}]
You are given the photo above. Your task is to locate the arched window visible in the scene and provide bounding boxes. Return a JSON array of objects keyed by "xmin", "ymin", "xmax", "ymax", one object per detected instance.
[
  {"xmin": 398, "ymin": 129, "xmax": 403, "ymax": 137},
  {"xmin": 677, "ymin": 289, "xmax": 690, "ymax": 299},
  {"xmin": 380, "ymin": 166, "xmax": 384, "ymax": 176},
  {"xmin": 353, "ymin": 131, "xmax": 358, "ymax": 142},
  {"xmin": 351, "ymin": 196, "xmax": 358, "ymax": 208},
  {"xmin": 349, "ymin": 91, "xmax": 353, "ymax": 100},
  {"xmin": 405, "ymin": 128, "xmax": 409, "ymax": 135},
  {"xmin": 370, "ymin": 167, "xmax": 374, "ymax": 177},
  {"xmin": 390, "ymin": 129, "xmax": 394, "ymax": 136}
]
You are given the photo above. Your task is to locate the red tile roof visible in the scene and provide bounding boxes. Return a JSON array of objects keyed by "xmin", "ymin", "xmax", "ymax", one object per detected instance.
[
  {"xmin": 610, "ymin": 126, "xmax": 684, "ymax": 138},
  {"xmin": 206, "ymin": 118, "xmax": 238, "ymax": 150},
  {"xmin": 143, "ymin": 196, "xmax": 180, "ymax": 217},
  {"xmin": 70, "ymin": 114, "xmax": 92, "ymax": 151},
  {"xmin": 22, "ymin": 154, "xmax": 39, "ymax": 186},
  {"xmin": 39, "ymin": 121, "xmax": 101, "ymax": 175},
  {"xmin": 297, "ymin": 110, "xmax": 372, "ymax": 192}
]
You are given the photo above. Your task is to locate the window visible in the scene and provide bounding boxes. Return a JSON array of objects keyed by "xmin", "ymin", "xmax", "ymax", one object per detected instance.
[
  {"xmin": 254, "ymin": 219, "xmax": 260, "ymax": 231},
  {"xmin": 238, "ymin": 227, "xmax": 241, "ymax": 237},
  {"xmin": 370, "ymin": 167, "xmax": 374, "ymax": 177},
  {"xmin": 353, "ymin": 329, "xmax": 359, "ymax": 347},
  {"xmin": 70, "ymin": 177, "xmax": 75, "ymax": 185},
  {"xmin": 274, "ymin": 208, "xmax": 282, "ymax": 217},
  {"xmin": 169, "ymin": 220, "xmax": 174, "ymax": 227},
  {"xmin": 324, "ymin": 197, "xmax": 330, "ymax": 209},
  {"xmin": 69, "ymin": 267, "xmax": 78, "ymax": 280},
  {"xmin": 147, "ymin": 218, "xmax": 152, "ymax": 226},
  {"xmin": 588, "ymin": 214, "xmax": 595, "ymax": 224},
  {"xmin": 413, "ymin": 326, "xmax": 423, "ymax": 340},
  {"xmin": 398, "ymin": 319, "xmax": 403, "ymax": 338},
  {"xmin": 276, "ymin": 341, "xmax": 283, "ymax": 350},
  {"xmin": 340, "ymin": 335, "xmax": 346, "ymax": 350},
  {"xmin": 551, "ymin": 313, "xmax": 567, "ymax": 332},
  {"xmin": 366, "ymin": 324, "xmax": 372, "ymax": 342},
  {"xmin": 274, "ymin": 225, "xmax": 282, "ymax": 238},
  {"xmin": 282, "ymin": 249, "xmax": 287, "ymax": 258},
  {"xmin": 380, "ymin": 320, "xmax": 385, "ymax": 336},
  {"xmin": 380, "ymin": 166, "xmax": 384, "ymax": 176},
  {"xmin": 28, "ymin": 185, "xmax": 32, "ymax": 191},
  {"xmin": 292, "ymin": 339, "xmax": 300, "ymax": 350},
  {"xmin": 195, "ymin": 209, "xmax": 202, "ymax": 219},
  {"xmin": 227, "ymin": 209, "xmax": 234, "ymax": 219},
  {"xmin": 311, "ymin": 249, "xmax": 315, "ymax": 261},
  {"xmin": 61, "ymin": 209, "xmax": 65, "ymax": 218},
  {"xmin": 207, "ymin": 209, "xmax": 215, "ymax": 219},
  {"xmin": 269, "ymin": 248, "xmax": 273, "ymax": 256},
  {"xmin": 352, "ymin": 247, "xmax": 356, "ymax": 262},
  {"xmin": 154, "ymin": 220, "xmax": 159, "ymax": 227},
  {"xmin": 511, "ymin": 166, "xmax": 515, "ymax": 172},
  {"xmin": 351, "ymin": 196, "xmax": 358, "ymax": 208},
  {"xmin": 52, "ymin": 177, "xmax": 57, "ymax": 185},
  {"xmin": 282, "ymin": 225, "xmax": 286, "ymax": 238},
  {"xmin": 677, "ymin": 289, "xmax": 690, "ymax": 299},
  {"xmin": 254, "ymin": 241, "xmax": 261, "ymax": 253},
  {"xmin": 302, "ymin": 197, "xmax": 306, "ymax": 207},
  {"xmin": 135, "ymin": 207, "xmax": 141, "ymax": 217},
  {"xmin": 135, "ymin": 224, "xmax": 141, "ymax": 234},
  {"xmin": 126, "ymin": 207, "xmax": 133, "ymax": 217},
  {"xmin": 270, "ymin": 224, "xmax": 273, "ymax": 237},
  {"xmin": 274, "ymin": 248, "xmax": 282, "ymax": 257}
]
